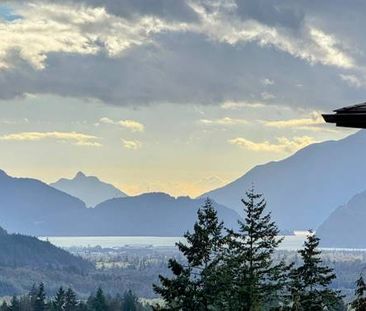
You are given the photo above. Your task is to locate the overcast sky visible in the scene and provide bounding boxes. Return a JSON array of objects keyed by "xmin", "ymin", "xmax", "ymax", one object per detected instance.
[{"xmin": 0, "ymin": 0, "xmax": 362, "ymax": 196}]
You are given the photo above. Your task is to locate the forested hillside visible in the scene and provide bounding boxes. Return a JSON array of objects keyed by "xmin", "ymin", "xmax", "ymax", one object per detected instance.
[{"xmin": 0, "ymin": 228, "xmax": 91, "ymax": 271}]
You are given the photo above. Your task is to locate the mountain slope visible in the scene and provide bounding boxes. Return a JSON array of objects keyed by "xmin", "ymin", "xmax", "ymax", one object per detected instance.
[
  {"xmin": 0, "ymin": 226, "xmax": 92, "ymax": 296},
  {"xmin": 88, "ymin": 193, "xmax": 240, "ymax": 236},
  {"xmin": 317, "ymin": 190, "xmax": 366, "ymax": 248},
  {"xmin": 0, "ymin": 170, "xmax": 88, "ymax": 235},
  {"xmin": 50, "ymin": 171, "xmax": 127, "ymax": 207},
  {"xmin": 203, "ymin": 130, "xmax": 366, "ymax": 231},
  {"xmin": 0, "ymin": 227, "xmax": 92, "ymax": 271}
]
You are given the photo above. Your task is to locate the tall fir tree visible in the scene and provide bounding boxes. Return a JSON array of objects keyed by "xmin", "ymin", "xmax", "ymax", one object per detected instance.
[
  {"xmin": 222, "ymin": 187, "xmax": 289, "ymax": 310},
  {"xmin": 92, "ymin": 288, "xmax": 108, "ymax": 311},
  {"xmin": 19, "ymin": 294, "xmax": 33, "ymax": 311},
  {"xmin": 33, "ymin": 283, "xmax": 47, "ymax": 311},
  {"xmin": 76, "ymin": 301, "xmax": 88, "ymax": 311},
  {"xmin": 29, "ymin": 283, "xmax": 38, "ymax": 308},
  {"xmin": 0, "ymin": 301, "xmax": 8, "ymax": 311},
  {"xmin": 122, "ymin": 290, "xmax": 138, "ymax": 311},
  {"xmin": 290, "ymin": 231, "xmax": 343, "ymax": 311},
  {"xmin": 351, "ymin": 275, "xmax": 366, "ymax": 311},
  {"xmin": 8, "ymin": 296, "xmax": 20, "ymax": 311},
  {"xmin": 53, "ymin": 287, "xmax": 65, "ymax": 311},
  {"xmin": 64, "ymin": 288, "xmax": 78, "ymax": 311},
  {"xmin": 153, "ymin": 198, "xmax": 225, "ymax": 310}
]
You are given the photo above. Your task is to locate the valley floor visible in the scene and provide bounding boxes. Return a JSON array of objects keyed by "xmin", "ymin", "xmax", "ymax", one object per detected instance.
[
  {"xmin": 66, "ymin": 244, "xmax": 366, "ymax": 301},
  {"xmin": 1, "ymin": 238, "xmax": 366, "ymax": 301}
]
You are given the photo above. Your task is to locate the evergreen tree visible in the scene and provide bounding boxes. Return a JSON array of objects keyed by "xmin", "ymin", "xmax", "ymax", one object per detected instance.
[
  {"xmin": 290, "ymin": 231, "xmax": 343, "ymax": 310},
  {"xmin": 53, "ymin": 287, "xmax": 65, "ymax": 311},
  {"xmin": 122, "ymin": 290, "xmax": 137, "ymax": 311},
  {"xmin": 91, "ymin": 288, "xmax": 108, "ymax": 311},
  {"xmin": 33, "ymin": 283, "xmax": 47, "ymax": 311},
  {"xmin": 29, "ymin": 284, "xmax": 38, "ymax": 308},
  {"xmin": 153, "ymin": 198, "xmax": 225, "ymax": 310},
  {"xmin": 64, "ymin": 288, "xmax": 78, "ymax": 311},
  {"xmin": 108, "ymin": 294, "xmax": 123, "ymax": 311},
  {"xmin": 223, "ymin": 187, "xmax": 289, "ymax": 310},
  {"xmin": 288, "ymin": 267, "xmax": 303, "ymax": 311},
  {"xmin": 8, "ymin": 296, "xmax": 20, "ymax": 311},
  {"xmin": 351, "ymin": 275, "xmax": 366, "ymax": 311},
  {"xmin": 19, "ymin": 294, "xmax": 32, "ymax": 311},
  {"xmin": 76, "ymin": 301, "xmax": 88, "ymax": 311},
  {"xmin": 0, "ymin": 301, "xmax": 8, "ymax": 311}
]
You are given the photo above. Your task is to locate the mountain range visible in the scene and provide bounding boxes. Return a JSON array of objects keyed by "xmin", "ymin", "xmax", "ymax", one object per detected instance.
[
  {"xmin": 0, "ymin": 169, "xmax": 239, "ymax": 236},
  {"xmin": 1, "ymin": 130, "xmax": 366, "ymax": 241},
  {"xmin": 50, "ymin": 171, "xmax": 127, "ymax": 207},
  {"xmin": 203, "ymin": 130, "xmax": 366, "ymax": 231}
]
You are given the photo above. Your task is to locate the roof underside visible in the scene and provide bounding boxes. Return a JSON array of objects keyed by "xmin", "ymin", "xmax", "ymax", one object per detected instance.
[{"xmin": 323, "ymin": 102, "xmax": 366, "ymax": 129}]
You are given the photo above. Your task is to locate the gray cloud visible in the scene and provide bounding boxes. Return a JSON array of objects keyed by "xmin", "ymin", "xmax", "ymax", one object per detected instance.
[
  {"xmin": 80, "ymin": 0, "xmax": 199, "ymax": 23},
  {"xmin": 4, "ymin": 0, "xmax": 199, "ymax": 22},
  {"xmin": 0, "ymin": 0, "xmax": 365, "ymax": 110},
  {"xmin": 1, "ymin": 33, "xmax": 359, "ymax": 110}
]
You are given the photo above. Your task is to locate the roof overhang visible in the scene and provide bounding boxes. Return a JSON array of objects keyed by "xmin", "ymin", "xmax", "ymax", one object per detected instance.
[{"xmin": 322, "ymin": 103, "xmax": 366, "ymax": 129}]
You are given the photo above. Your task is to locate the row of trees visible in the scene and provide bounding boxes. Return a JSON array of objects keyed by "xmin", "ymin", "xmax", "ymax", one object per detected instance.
[
  {"xmin": 0, "ymin": 284, "xmax": 150, "ymax": 311},
  {"xmin": 153, "ymin": 188, "xmax": 366, "ymax": 310}
]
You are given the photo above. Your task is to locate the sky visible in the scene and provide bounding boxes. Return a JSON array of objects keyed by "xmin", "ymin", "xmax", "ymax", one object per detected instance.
[{"xmin": 0, "ymin": 0, "xmax": 363, "ymax": 197}]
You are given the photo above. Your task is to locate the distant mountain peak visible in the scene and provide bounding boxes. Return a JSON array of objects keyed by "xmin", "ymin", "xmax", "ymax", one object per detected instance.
[
  {"xmin": 50, "ymin": 172, "xmax": 128, "ymax": 207},
  {"xmin": 75, "ymin": 171, "xmax": 86, "ymax": 179}
]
